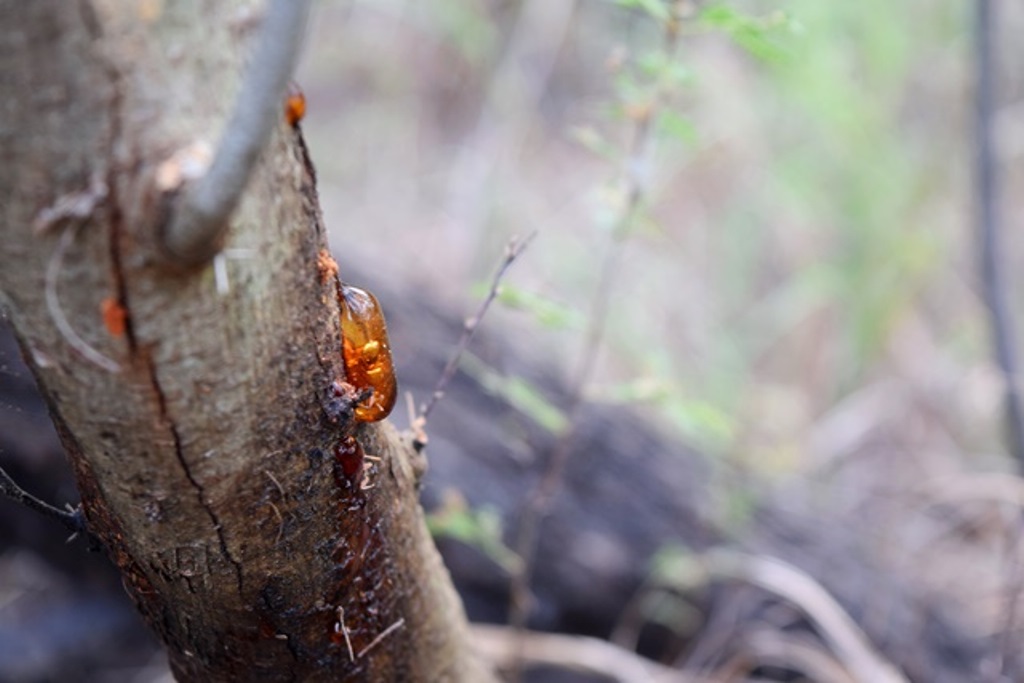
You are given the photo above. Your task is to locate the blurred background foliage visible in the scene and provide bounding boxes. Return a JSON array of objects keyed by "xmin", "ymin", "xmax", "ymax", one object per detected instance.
[
  {"xmin": 298, "ymin": 0, "xmax": 1021, "ymax": 532},
  {"xmin": 6, "ymin": 3, "xmax": 1024, "ymax": 680}
]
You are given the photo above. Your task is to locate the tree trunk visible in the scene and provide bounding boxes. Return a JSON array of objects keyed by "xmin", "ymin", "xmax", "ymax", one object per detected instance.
[{"xmin": 0, "ymin": 2, "xmax": 493, "ymax": 680}]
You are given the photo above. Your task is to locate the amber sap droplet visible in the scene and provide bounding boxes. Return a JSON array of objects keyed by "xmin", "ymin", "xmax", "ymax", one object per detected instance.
[
  {"xmin": 284, "ymin": 83, "xmax": 306, "ymax": 127},
  {"xmin": 333, "ymin": 436, "xmax": 364, "ymax": 481},
  {"xmin": 340, "ymin": 284, "xmax": 397, "ymax": 422},
  {"xmin": 100, "ymin": 297, "xmax": 127, "ymax": 338}
]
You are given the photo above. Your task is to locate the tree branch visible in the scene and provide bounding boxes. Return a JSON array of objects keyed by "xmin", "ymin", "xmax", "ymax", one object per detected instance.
[
  {"xmin": 160, "ymin": 0, "xmax": 312, "ymax": 267},
  {"xmin": 698, "ymin": 550, "xmax": 907, "ymax": 683},
  {"xmin": 416, "ymin": 233, "xmax": 535, "ymax": 433},
  {"xmin": 472, "ymin": 624, "xmax": 692, "ymax": 683},
  {"xmin": 0, "ymin": 465, "xmax": 88, "ymax": 538},
  {"xmin": 508, "ymin": 4, "xmax": 688, "ymax": 643},
  {"xmin": 975, "ymin": 0, "xmax": 1024, "ymax": 467},
  {"xmin": 0, "ymin": 4, "xmax": 495, "ymax": 677}
]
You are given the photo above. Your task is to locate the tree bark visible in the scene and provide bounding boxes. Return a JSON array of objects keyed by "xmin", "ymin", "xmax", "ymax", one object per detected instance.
[{"xmin": 0, "ymin": 2, "xmax": 493, "ymax": 680}]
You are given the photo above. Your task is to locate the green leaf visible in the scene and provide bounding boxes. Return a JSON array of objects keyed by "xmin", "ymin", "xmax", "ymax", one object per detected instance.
[
  {"xmin": 427, "ymin": 501, "xmax": 521, "ymax": 573},
  {"xmin": 615, "ymin": 0, "xmax": 670, "ymax": 23},
  {"xmin": 493, "ymin": 285, "xmax": 585, "ymax": 330},
  {"xmin": 459, "ymin": 353, "xmax": 569, "ymax": 434},
  {"xmin": 636, "ymin": 50, "xmax": 691, "ymax": 87},
  {"xmin": 699, "ymin": 5, "xmax": 795, "ymax": 64},
  {"xmin": 649, "ymin": 544, "xmax": 705, "ymax": 590},
  {"xmin": 569, "ymin": 125, "xmax": 620, "ymax": 161},
  {"xmin": 590, "ymin": 377, "xmax": 673, "ymax": 404},
  {"xmin": 662, "ymin": 396, "xmax": 735, "ymax": 447},
  {"xmin": 657, "ymin": 110, "xmax": 698, "ymax": 145}
]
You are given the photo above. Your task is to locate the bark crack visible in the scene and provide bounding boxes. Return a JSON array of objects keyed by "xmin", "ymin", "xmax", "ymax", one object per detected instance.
[
  {"xmin": 145, "ymin": 353, "xmax": 246, "ymax": 594},
  {"xmin": 100, "ymin": 59, "xmax": 136, "ymax": 355},
  {"xmin": 90, "ymin": 2, "xmax": 245, "ymax": 597}
]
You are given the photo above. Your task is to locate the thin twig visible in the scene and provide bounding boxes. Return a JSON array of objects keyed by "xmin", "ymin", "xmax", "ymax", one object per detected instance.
[
  {"xmin": 356, "ymin": 617, "xmax": 405, "ymax": 659},
  {"xmin": 508, "ymin": 8, "xmax": 685, "ymax": 641},
  {"xmin": 701, "ymin": 549, "xmax": 907, "ymax": 683},
  {"xmin": 922, "ymin": 472, "xmax": 1024, "ymax": 509},
  {"xmin": 975, "ymin": 4, "xmax": 1024, "ymax": 677},
  {"xmin": 264, "ymin": 469, "xmax": 286, "ymax": 498},
  {"xmin": 161, "ymin": 0, "xmax": 312, "ymax": 266},
  {"xmin": 471, "ymin": 624, "xmax": 693, "ymax": 683},
  {"xmin": 32, "ymin": 171, "xmax": 107, "ymax": 235},
  {"xmin": 444, "ymin": 0, "xmax": 579, "ymax": 240},
  {"xmin": 45, "ymin": 224, "xmax": 121, "ymax": 373},
  {"xmin": 335, "ymin": 607, "xmax": 355, "ymax": 662},
  {"xmin": 267, "ymin": 501, "xmax": 285, "ymax": 544},
  {"xmin": 417, "ymin": 233, "xmax": 535, "ymax": 424},
  {"xmin": 975, "ymin": 0, "xmax": 1024, "ymax": 467},
  {"xmin": 713, "ymin": 629, "xmax": 858, "ymax": 683},
  {"xmin": 0, "ymin": 465, "xmax": 88, "ymax": 538},
  {"xmin": 994, "ymin": 515, "xmax": 1024, "ymax": 682}
]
